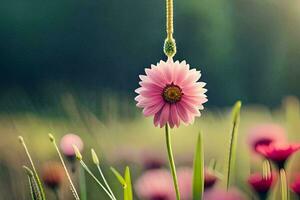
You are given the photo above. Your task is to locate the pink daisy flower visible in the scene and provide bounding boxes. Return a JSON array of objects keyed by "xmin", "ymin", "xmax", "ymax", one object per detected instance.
[
  {"xmin": 135, "ymin": 58, "xmax": 207, "ymax": 128},
  {"xmin": 247, "ymin": 124, "xmax": 287, "ymax": 153}
]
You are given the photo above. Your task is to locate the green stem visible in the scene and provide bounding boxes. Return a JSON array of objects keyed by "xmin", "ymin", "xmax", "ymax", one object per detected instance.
[
  {"xmin": 49, "ymin": 134, "xmax": 80, "ymax": 200},
  {"xmin": 165, "ymin": 124, "xmax": 180, "ymax": 200},
  {"xmin": 79, "ymin": 161, "xmax": 114, "ymax": 200},
  {"xmin": 280, "ymin": 169, "xmax": 288, "ymax": 200},
  {"xmin": 54, "ymin": 188, "xmax": 60, "ymax": 200},
  {"xmin": 79, "ymin": 166, "xmax": 87, "ymax": 200},
  {"xmin": 97, "ymin": 165, "xmax": 117, "ymax": 200},
  {"xmin": 19, "ymin": 136, "xmax": 46, "ymax": 200}
]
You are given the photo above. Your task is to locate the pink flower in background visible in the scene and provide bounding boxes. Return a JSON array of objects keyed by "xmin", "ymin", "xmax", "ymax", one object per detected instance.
[
  {"xmin": 256, "ymin": 142, "xmax": 300, "ymax": 169},
  {"xmin": 135, "ymin": 169, "xmax": 174, "ymax": 200},
  {"xmin": 247, "ymin": 124, "xmax": 286, "ymax": 153},
  {"xmin": 140, "ymin": 151, "xmax": 165, "ymax": 170},
  {"xmin": 248, "ymin": 172, "xmax": 276, "ymax": 197},
  {"xmin": 60, "ymin": 133, "xmax": 84, "ymax": 158},
  {"xmin": 176, "ymin": 168, "xmax": 192, "ymax": 200},
  {"xmin": 177, "ymin": 167, "xmax": 219, "ymax": 193},
  {"xmin": 203, "ymin": 187, "xmax": 246, "ymax": 200},
  {"xmin": 204, "ymin": 169, "xmax": 219, "ymax": 189},
  {"xmin": 174, "ymin": 167, "xmax": 219, "ymax": 199},
  {"xmin": 41, "ymin": 162, "xmax": 65, "ymax": 189},
  {"xmin": 135, "ymin": 59, "xmax": 207, "ymax": 128},
  {"xmin": 291, "ymin": 174, "xmax": 300, "ymax": 196}
]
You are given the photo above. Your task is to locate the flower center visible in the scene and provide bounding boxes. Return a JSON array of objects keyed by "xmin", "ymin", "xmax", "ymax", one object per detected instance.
[{"xmin": 162, "ymin": 84, "xmax": 183, "ymax": 103}]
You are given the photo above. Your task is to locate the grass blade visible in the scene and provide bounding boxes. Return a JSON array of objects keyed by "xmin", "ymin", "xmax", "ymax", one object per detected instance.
[
  {"xmin": 192, "ymin": 133, "xmax": 204, "ymax": 200},
  {"xmin": 23, "ymin": 166, "xmax": 43, "ymax": 200},
  {"xmin": 19, "ymin": 136, "xmax": 46, "ymax": 200},
  {"xmin": 225, "ymin": 101, "xmax": 242, "ymax": 190},
  {"xmin": 79, "ymin": 166, "xmax": 87, "ymax": 200},
  {"xmin": 110, "ymin": 167, "xmax": 127, "ymax": 188},
  {"xmin": 124, "ymin": 166, "xmax": 133, "ymax": 200}
]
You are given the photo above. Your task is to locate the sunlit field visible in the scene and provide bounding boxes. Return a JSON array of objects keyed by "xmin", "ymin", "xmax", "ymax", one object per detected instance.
[{"xmin": 1, "ymin": 95, "xmax": 299, "ymax": 200}]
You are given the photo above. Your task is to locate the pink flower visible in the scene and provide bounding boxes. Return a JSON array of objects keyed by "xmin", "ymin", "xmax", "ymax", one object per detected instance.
[
  {"xmin": 135, "ymin": 169, "xmax": 174, "ymax": 200},
  {"xmin": 176, "ymin": 168, "xmax": 192, "ymax": 200},
  {"xmin": 135, "ymin": 59, "xmax": 207, "ymax": 128},
  {"xmin": 247, "ymin": 124, "xmax": 286, "ymax": 153},
  {"xmin": 204, "ymin": 169, "xmax": 218, "ymax": 189},
  {"xmin": 60, "ymin": 134, "xmax": 84, "ymax": 158},
  {"xmin": 256, "ymin": 143, "xmax": 300, "ymax": 169},
  {"xmin": 139, "ymin": 151, "xmax": 165, "ymax": 170},
  {"xmin": 291, "ymin": 174, "xmax": 300, "ymax": 196},
  {"xmin": 176, "ymin": 167, "xmax": 220, "ymax": 199},
  {"xmin": 248, "ymin": 172, "xmax": 276, "ymax": 198},
  {"xmin": 203, "ymin": 187, "xmax": 246, "ymax": 200},
  {"xmin": 42, "ymin": 162, "xmax": 65, "ymax": 189}
]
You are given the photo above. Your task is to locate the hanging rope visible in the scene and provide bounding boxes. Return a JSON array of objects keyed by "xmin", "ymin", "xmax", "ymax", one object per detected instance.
[{"xmin": 164, "ymin": 0, "xmax": 176, "ymax": 58}]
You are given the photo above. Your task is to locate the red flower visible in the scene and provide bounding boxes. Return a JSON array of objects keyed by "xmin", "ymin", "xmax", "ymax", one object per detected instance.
[
  {"xmin": 291, "ymin": 174, "xmax": 300, "ymax": 196},
  {"xmin": 256, "ymin": 143, "xmax": 300, "ymax": 169},
  {"xmin": 248, "ymin": 172, "xmax": 276, "ymax": 197},
  {"xmin": 42, "ymin": 162, "xmax": 65, "ymax": 189}
]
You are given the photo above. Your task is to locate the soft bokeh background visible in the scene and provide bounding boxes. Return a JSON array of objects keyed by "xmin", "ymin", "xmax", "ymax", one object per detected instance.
[{"xmin": 1, "ymin": 0, "xmax": 300, "ymax": 199}]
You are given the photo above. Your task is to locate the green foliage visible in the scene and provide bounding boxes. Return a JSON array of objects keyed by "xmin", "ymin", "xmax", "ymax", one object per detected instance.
[
  {"xmin": 192, "ymin": 133, "xmax": 204, "ymax": 200},
  {"xmin": 111, "ymin": 167, "xmax": 133, "ymax": 200},
  {"xmin": 225, "ymin": 101, "xmax": 242, "ymax": 190},
  {"xmin": 111, "ymin": 167, "xmax": 127, "ymax": 188},
  {"xmin": 19, "ymin": 136, "xmax": 46, "ymax": 200},
  {"xmin": 124, "ymin": 167, "xmax": 133, "ymax": 200},
  {"xmin": 23, "ymin": 166, "xmax": 43, "ymax": 200},
  {"xmin": 79, "ymin": 166, "xmax": 87, "ymax": 200}
]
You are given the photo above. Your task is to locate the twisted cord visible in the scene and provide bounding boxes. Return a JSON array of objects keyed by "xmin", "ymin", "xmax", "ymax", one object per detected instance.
[{"xmin": 166, "ymin": 0, "xmax": 174, "ymax": 39}]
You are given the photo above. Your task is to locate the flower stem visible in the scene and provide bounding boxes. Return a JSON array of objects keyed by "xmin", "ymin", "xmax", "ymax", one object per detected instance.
[
  {"xmin": 97, "ymin": 165, "xmax": 117, "ymax": 200},
  {"xmin": 54, "ymin": 188, "xmax": 60, "ymax": 200},
  {"xmin": 79, "ymin": 160, "xmax": 115, "ymax": 200},
  {"xmin": 165, "ymin": 124, "xmax": 180, "ymax": 200},
  {"xmin": 280, "ymin": 169, "xmax": 288, "ymax": 200},
  {"xmin": 18, "ymin": 136, "xmax": 46, "ymax": 200},
  {"xmin": 79, "ymin": 166, "xmax": 87, "ymax": 200},
  {"xmin": 49, "ymin": 134, "xmax": 80, "ymax": 200}
]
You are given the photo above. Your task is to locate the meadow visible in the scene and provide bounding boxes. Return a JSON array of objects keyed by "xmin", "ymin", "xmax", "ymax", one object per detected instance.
[{"xmin": 1, "ymin": 95, "xmax": 299, "ymax": 200}]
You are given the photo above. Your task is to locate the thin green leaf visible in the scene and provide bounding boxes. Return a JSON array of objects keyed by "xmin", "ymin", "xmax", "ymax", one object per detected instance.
[
  {"xmin": 110, "ymin": 167, "xmax": 127, "ymax": 188},
  {"xmin": 23, "ymin": 166, "xmax": 43, "ymax": 200},
  {"xmin": 192, "ymin": 133, "xmax": 204, "ymax": 200},
  {"xmin": 79, "ymin": 166, "xmax": 87, "ymax": 200},
  {"xmin": 19, "ymin": 136, "xmax": 46, "ymax": 200},
  {"xmin": 225, "ymin": 101, "xmax": 242, "ymax": 190},
  {"xmin": 280, "ymin": 169, "xmax": 288, "ymax": 200},
  {"xmin": 124, "ymin": 166, "xmax": 133, "ymax": 200}
]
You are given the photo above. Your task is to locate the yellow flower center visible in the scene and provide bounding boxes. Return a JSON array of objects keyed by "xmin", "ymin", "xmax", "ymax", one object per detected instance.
[{"xmin": 163, "ymin": 84, "xmax": 183, "ymax": 103}]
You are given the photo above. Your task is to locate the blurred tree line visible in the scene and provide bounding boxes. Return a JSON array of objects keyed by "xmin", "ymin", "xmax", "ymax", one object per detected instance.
[{"xmin": 0, "ymin": 0, "xmax": 300, "ymax": 113}]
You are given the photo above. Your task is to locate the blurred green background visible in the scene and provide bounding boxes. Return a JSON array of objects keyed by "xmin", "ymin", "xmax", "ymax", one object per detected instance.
[
  {"xmin": 1, "ymin": 0, "xmax": 300, "ymax": 199},
  {"xmin": 1, "ymin": 0, "xmax": 300, "ymax": 113}
]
